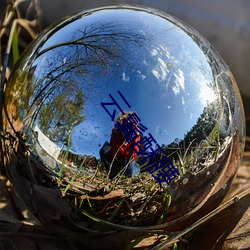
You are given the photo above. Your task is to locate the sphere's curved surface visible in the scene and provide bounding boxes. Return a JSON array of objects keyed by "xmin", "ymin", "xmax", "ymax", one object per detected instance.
[{"xmin": 2, "ymin": 5, "xmax": 245, "ymax": 244}]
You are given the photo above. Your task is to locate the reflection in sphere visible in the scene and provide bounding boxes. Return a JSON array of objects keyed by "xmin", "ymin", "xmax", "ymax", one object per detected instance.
[{"xmin": 2, "ymin": 5, "xmax": 245, "ymax": 247}]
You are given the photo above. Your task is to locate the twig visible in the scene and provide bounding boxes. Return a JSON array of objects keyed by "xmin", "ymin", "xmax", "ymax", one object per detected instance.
[
  {"xmin": 136, "ymin": 189, "xmax": 158, "ymax": 216},
  {"xmin": 33, "ymin": 0, "xmax": 43, "ymax": 32},
  {"xmin": 107, "ymin": 141, "xmax": 126, "ymax": 180},
  {"xmin": 152, "ymin": 188, "xmax": 250, "ymax": 250}
]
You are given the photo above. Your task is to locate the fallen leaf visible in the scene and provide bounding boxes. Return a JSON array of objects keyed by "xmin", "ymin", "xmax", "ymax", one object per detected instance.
[{"xmin": 81, "ymin": 189, "xmax": 125, "ymax": 201}]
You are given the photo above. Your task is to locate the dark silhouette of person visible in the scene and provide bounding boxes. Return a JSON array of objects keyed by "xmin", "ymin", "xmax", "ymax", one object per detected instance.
[{"xmin": 100, "ymin": 112, "xmax": 141, "ymax": 178}]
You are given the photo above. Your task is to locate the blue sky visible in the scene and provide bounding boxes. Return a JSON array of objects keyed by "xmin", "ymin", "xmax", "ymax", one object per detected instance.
[{"xmin": 32, "ymin": 8, "xmax": 218, "ymax": 158}]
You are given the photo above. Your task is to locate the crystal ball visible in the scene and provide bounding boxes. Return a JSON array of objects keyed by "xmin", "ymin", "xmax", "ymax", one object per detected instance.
[{"xmin": 2, "ymin": 5, "xmax": 245, "ymax": 247}]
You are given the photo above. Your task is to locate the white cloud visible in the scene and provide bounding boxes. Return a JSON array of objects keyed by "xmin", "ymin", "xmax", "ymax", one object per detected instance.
[
  {"xmin": 122, "ymin": 72, "xmax": 130, "ymax": 82},
  {"xmin": 172, "ymin": 69, "xmax": 185, "ymax": 95},
  {"xmin": 182, "ymin": 96, "xmax": 185, "ymax": 105},
  {"xmin": 190, "ymin": 71, "xmax": 216, "ymax": 104},
  {"xmin": 137, "ymin": 70, "xmax": 146, "ymax": 80},
  {"xmin": 150, "ymin": 49, "xmax": 158, "ymax": 56},
  {"xmin": 152, "ymin": 57, "xmax": 169, "ymax": 82}
]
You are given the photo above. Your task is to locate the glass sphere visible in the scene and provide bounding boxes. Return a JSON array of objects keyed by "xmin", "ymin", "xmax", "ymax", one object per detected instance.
[{"xmin": 2, "ymin": 5, "xmax": 245, "ymax": 247}]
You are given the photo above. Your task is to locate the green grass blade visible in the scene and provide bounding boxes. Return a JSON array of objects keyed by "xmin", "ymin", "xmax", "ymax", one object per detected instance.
[
  {"xmin": 81, "ymin": 210, "xmax": 101, "ymax": 223},
  {"xmin": 64, "ymin": 174, "xmax": 77, "ymax": 194},
  {"xmin": 107, "ymin": 197, "xmax": 126, "ymax": 222},
  {"xmin": 173, "ymin": 243, "xmax": 178, "ymax": 250},
  {"xmin": 157, "ymin": 193, "xmax": 171, "ymax": 225}
]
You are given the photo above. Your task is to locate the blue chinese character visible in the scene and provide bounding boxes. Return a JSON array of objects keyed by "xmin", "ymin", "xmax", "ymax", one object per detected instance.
[
  {"xmin": 115, "ymin": 119, "xmax": 140, "ymax": 144},
  {"xmin": 115, "ymin": 112, "xmax": 148, "ymax": 143},
  {"xmin": 150, "ymin": 157, "xmax": 180, "ymax": 188},
  {"xmin": 131, "ymin": 133, "xmax": 164, "ymax": 164},
  {"xmin": 126, "ymin": 112, "xmax": 148, "ymax": 133},
  {"xmin": 101, "ymin": 90, "xmax": 131, "ymax": 121}
]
